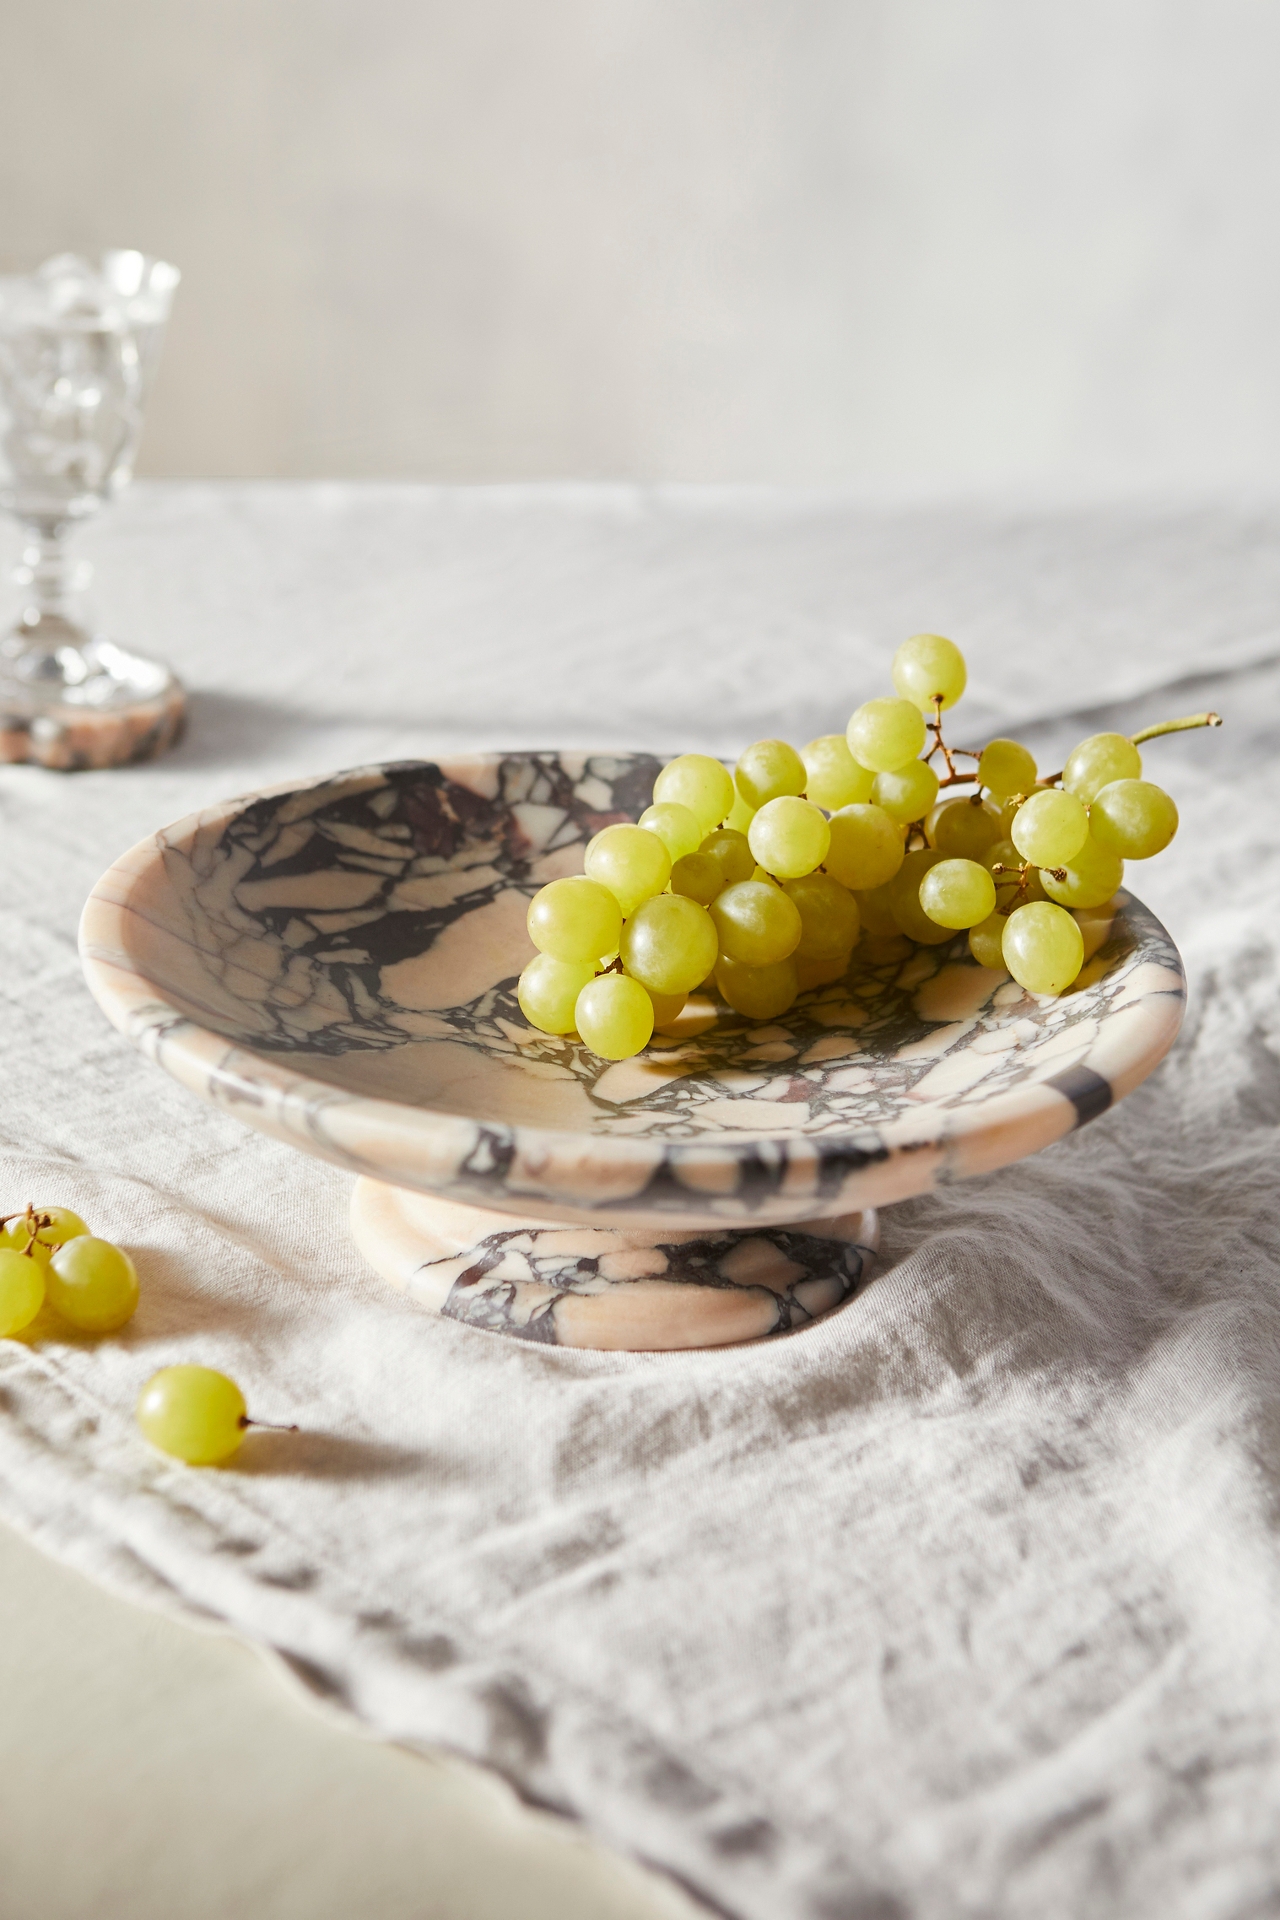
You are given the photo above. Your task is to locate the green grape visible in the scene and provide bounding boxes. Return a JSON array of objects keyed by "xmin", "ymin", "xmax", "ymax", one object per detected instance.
[
  {"xmin": 715, "ymin": 954, "xmax": 800, "ymax": 1020},
  {"xmin": 518, "ymin": 953, "xmax": 595, "ymax": 1034},
  {"xmin": 637, "ymin": 801, "xmax": 703, "ymax": 864},
  {"xmin": 653, "ymin": 755, "xmax": 735, "ymax": 832},
  {"xmin": 2, "ymin": 1205, "xmax": 90, "ymax": 1265},
  {"xmin": 982, "ymin": 839, "xmax": 1048, "ymax": 906},
  {"xmin": 1089, "ymin": 780, "xmax": 1178, "ymax": 859},
  {"xmin": 700, "ymin": 827, "xmax": 755, "ymax": 887},
  {"xmin": 527, "ymin": 877, "xmax": 622, "ymax": 963},
  {"xmin": 1002, "ymin": 901, "xmax": 1085, "ymax": 996},
  {"xmin": 855, "ymin": 882, "xmax": 900, "ymax": 937},
  {"xmin": 584, "ymin": 823, "xmax": 672, "ymax": 916},
  {"xmin": 710, "ymin": 880, "xmax": 802, "ymax": 965},
  {"xmin": 782, "ymin": 872, "xmax": 861, "ymax": 959},
  {"xmin": 734, "ymin": 739, "xmax": 807, "ymax": 810},
  {"xmin": 748, "ymin": 797, "xmax": 831, "ymax": 879},
  {"xmin": 46, "ymin": 1237, "xmax": 139, "ymax": 1333},
  {"xmin": 978, "ymin": 738, "xmax": 1037, "ymax": 800},
  {"xmin": 927, "ymin": 795, "xmax": 1002, "ymax": 858},
  {"xmin": 796, "ymin": 952, "xmax": 853, "ymax": 991},
  {"xmin": 1039, "ymin": 833, "xmax": 1124, "ymax": 909},
  {"xmin": 919, "ymin": 858, "xmax": 998, "ymax": 930},
  {"xmin": 1010, "ymin": 788, "xmax": 1089, "ymax": 866},
  {"xmin": 888, "ymin": 849, "xmax": 953, "ymax": 945},
  {"xmin": 0, "ymin": 1248, "xmax": 45, "ymax": 1336},
  {"xmin": 670, "ymin": 851, "xmax": 724, "ymax": 906},
  {"xmin": 846, "ymin": 698, "xmax": 927, "ymax": 773},
  {"xmin": 725, "ymin": 789, "xmax": 756, "ymax": 834},
  {"xmin": 574, "ymin": 974, "xmax": 655, "ymax": 1060},
  {"xmin": 620, "ymin": 894, "xmax": 719, "ymax": 996},
  {"xmin": 825, "ymin": 804, "xmax": 905, "ymax": 890},
  {"xmin": 647, "ymin": 988, "xmax": 687, "ymax": 1029},
  {"xmin": 871, "ymin": 758, "xmax": 939, "ymax": 823},
  {"xmin": 891, "ymin": 633, "xmax": 967, "ymax": 712},
  {"xmin": 137, "ymin": 1366, "xmax": 248, "ymax": 1466},
  {"xmin": 802, "ymin": 734, "xmax": 875, "ymax": 811},
  {"xmin": 968, "ymin": 910, "xmax": 1008, "ymax": 970},
  {"xmin": 1062, "ymin": 732, "xmax": 1142, "ymax": 803}
]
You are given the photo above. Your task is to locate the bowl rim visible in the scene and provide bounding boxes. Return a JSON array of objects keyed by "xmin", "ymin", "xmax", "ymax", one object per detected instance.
[{"xmin": 78, "ymin": 755, "xmax": 1188, "ymax": 1226}]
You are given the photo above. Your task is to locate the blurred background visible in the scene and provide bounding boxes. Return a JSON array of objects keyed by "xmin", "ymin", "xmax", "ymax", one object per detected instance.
[{"xmin": 2, "ymin": 0, "xmax": 1279, "ymax": 494}]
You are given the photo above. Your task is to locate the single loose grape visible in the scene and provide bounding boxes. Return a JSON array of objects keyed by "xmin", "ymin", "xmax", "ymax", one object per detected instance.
[
  {"xmin": 982, "ymin": 838, "xmax": 1047, "ymax": 906},
  {"xmin": 46, "ymin": 1237, "xmax": 139, "ymax": 1333},
  {"xmin": 710, "ymin": 880, "xmax": 802, "ymax": 965},
  {"xmin": 653, "ymin": 755, "xmax": 735, "ymax": 832},
  {"xmin": 734, "ymin": 739, "xmax": 807, "ymax": 810},
  {"xmin": 872, "ymin": 758, "xmax": 940, "ymax": 823},
  {"xmin": 801, "ymin": 735, "xmax": 875, "ymax": 811},
  {"xmin": 527, "ymin": 877, "xmax": 622, "ymax": 963},
  {"xmin": 846, "ymin": 698, "xmax": 928, "ymax": 773},
  {"xmin": 919, "ymin": 858, "xmax": 998, "ymax": 930},
  {"xmin": 891, "ymin": 633, "xmax": 967, "ymax": 712},
  {"xmin": 2, "ymin": 1205, "xmax": 91, "ymax": 1266},
  {"xmin": 670, "ymin": 851, "xmax": 724, "ymax": 906},
  {"xmin": 584, "ymin": 824, "xmax": 672, "ymax": 917},
  {"xmin": 1002, "ymin": 901, "xmax": 1085, "ymax": 996},
  {"xmin": 1038, "ymin": 834, "xmax": 1124, "ymax": 910},
  {"xmin": 855, "ymin": 882, "xmax": 900, "ymax": 937},
  {"xmin": 783, "ymin": 872, "xmax": 861, "ymax": 959},
  {"xmin": 637, "ymin": 801, "xmax": 703, "ymax": 864},
  {"xmin": 888, "ymin": 849, "xmax": 953, "ymax": 945},
  {"xmin": 714, "ymin": 954, "xmax": 800, "ymax": 1020},
  {"xmin": 518, "ymin": 953, "xmax": 596, "ymax": 1034},
  {"xmin": 1062, "ymin": 732, "xmax": 1143, "ymax": 803},
  {"xmin": 0, "ymin": 1248, "xmax": 45, "ymax": 1336},
  {"xmin": 620, "ymin": 894, "xmax": 719, "ymax": 996},
  {"xmin": 137, "ymin": 1366, "xmax": 248, "ymax": 1466},
  {"xmin": 700, "ymin": 828, "xmax": 755, "ymax": 888},
  {"xmin": 1010, "ymin": 788, "xmax": 1090, "ymax": 867},
  {"xmin": 968, "ymin": 911, "xmax": 1009, "ymax": 971},
  {"xmin": 748, "ymin": 796, "xmax": 831, "ymax": 880},
  {"xmin": 574, "ymin": 974, "xmax": 655, "ymax": 1060},
  {"xmin": 1089, "ymin": 780, "xmax": 1178, "ymax": 859},
  {"xmin": 927, "ymin": 795, "xmax": 1002, "ymax": 859},
  {"xmin": 825, "ymin": 804, "xmax": 905, "ymax": 891},
  {"xmin": 978, "ymin": 738, "xmax": 1038, "ymax": 800}
]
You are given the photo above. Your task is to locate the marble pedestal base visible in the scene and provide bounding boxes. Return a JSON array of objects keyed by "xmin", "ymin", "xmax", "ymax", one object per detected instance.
[
  {"xmin": 350, "ymin": 1180, "xmax": 880, "ymax": 1352},
  {"xmin": 0, "ymin": 646, "xmax": 186, "ymax": 769}
]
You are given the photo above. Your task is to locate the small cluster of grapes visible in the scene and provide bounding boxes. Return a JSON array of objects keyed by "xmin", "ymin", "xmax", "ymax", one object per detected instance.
[
  {"xmin": 519, "ymin": 633, "xmax": 1215, "ymax": 1064},
  {"xmin": 0, "ymin": 1201, "xmax": 281, "ymax": 1465}
]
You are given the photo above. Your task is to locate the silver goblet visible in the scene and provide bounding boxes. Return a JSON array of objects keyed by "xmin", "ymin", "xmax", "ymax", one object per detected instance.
[{"xmin": 0, "ymin": 250, "xmax": 185, "ymax": 769}]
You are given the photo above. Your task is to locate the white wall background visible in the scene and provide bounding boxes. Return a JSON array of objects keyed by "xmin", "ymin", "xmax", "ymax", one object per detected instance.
[{"xmin": 3, "ymin": 0, "xmax": 1279, "ymax": 490}]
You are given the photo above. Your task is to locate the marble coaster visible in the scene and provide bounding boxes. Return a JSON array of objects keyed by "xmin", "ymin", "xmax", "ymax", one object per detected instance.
[{"xmin": 350, "ymin": 1180, "xmax": 879, "ymax": 1350}]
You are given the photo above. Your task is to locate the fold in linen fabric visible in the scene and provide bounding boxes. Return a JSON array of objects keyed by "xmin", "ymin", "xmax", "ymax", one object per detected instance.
[{"xmin": 1, "ymin": 487, "xmax": 1278, "ymax": 1919}]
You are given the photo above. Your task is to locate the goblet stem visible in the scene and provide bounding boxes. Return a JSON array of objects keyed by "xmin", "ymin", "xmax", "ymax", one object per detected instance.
[{"xmin": 2, "ymin": 516, "xmax": 95, "ymax": 681}]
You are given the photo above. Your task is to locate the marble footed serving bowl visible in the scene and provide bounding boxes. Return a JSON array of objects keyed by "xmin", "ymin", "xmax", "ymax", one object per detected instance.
[{"xmin": 80, "ymin": 753, "xmax": 1186, "ymax": 1350}]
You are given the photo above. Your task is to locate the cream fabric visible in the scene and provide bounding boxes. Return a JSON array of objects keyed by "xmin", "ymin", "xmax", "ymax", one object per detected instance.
[{"xmin": 1, "ymin": 485, "xmax": 1277, "ymax": 1919}]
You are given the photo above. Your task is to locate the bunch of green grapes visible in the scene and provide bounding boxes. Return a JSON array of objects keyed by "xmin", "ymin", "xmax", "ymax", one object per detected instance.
[
  {"xmin": 517, "ymin": 632, "xmax": 1214, "ymax": 1059},
  {"xmin": 0, "ymin": 1203, "xmax": 140, "ymax": 1337}
]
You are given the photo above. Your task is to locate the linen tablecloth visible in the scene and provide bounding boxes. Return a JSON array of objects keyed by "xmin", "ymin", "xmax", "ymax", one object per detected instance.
[{"xmin": 1, "ymin": 485, "xmax": 1277, "ymax": 1919}]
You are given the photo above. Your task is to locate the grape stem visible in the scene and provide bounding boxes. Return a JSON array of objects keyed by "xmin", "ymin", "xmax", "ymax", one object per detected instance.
[
  {"xmin": 239, "ymin": 1416, "xmax": 300, "ymax": 1433},
  {"xmin": 0, "ymin": 1204, "xmax": 54, "ymax": 1257},
  {"xmin": 595, "ymin": 956, "xmax": 624, "ymax": 977},
  {"xmin": 1130, "ymin": 711, "xmax": 1222, "ymax": 745}
]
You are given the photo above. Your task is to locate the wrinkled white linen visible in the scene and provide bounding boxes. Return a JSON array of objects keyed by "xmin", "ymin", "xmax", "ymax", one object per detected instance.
[{"xmin": 1, "ymin": 485, "xmax": 1277, "ymax": 1920}]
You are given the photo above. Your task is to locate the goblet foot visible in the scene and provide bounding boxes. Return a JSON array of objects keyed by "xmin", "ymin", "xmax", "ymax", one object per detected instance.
[
  {"xmin": 0, "ymin": 626, "xmax": 185, "ymax": 769},
  {"xmin": 350, "ymin": 1181, "xmax": 879, "ymax": 1351}
]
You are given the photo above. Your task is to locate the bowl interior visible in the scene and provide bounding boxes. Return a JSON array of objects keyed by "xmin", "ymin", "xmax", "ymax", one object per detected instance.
[{"xmin": 99, "ymin": 753, "xmax": 1183, "ymax": 1154}]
